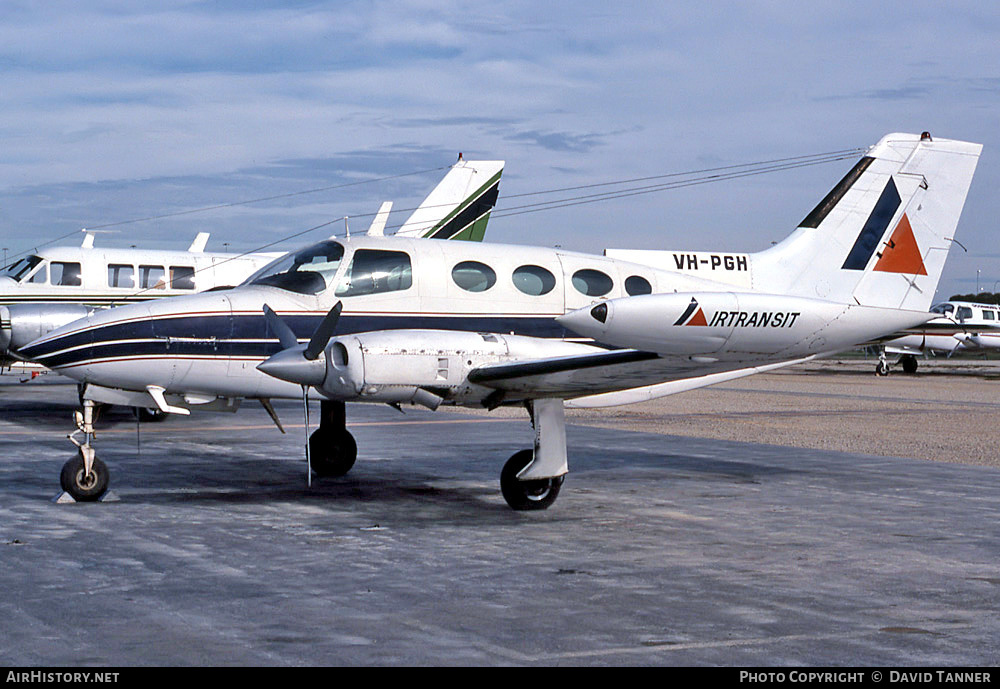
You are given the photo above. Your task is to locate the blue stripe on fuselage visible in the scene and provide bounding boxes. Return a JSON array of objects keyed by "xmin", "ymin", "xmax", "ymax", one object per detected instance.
[{"xmin": 22, "ymin": 312, "xmax": 568, "ymax": 368}]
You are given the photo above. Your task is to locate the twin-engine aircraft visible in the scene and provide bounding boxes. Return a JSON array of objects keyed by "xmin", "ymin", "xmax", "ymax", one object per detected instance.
[
  {"xmin": 20, "ymin": 133, "xmax": 982, "ymax": 510},
  {"xmin": 1, "ymin": 157, "xmax": 503, "ymax": 363},
  {"xmin": 873, "ymin": 300, "xmax": 1000, "ymax": 374}
]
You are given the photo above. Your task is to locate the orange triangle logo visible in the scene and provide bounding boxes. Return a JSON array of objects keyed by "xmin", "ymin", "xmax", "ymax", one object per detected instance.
[
  {"xmin": 874, "ymin": 214, "xmax": 927, "ymax": 275},
  {"xmin": 686, "ymin": 308, "xmax": 708, "ymax": 326}
]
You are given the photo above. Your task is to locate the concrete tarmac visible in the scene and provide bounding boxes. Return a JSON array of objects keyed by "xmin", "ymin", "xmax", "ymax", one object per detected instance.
[{"xmin": 0, "ymin": 370, "xmax": 998, "ymax": 666}]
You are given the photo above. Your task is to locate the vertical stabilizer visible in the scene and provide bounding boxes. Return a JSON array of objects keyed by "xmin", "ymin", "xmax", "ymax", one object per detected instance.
[
  {"xmin": 752, "ymin": 133, "xmax": 981, "ymax": 310},
  {"xmin": 394, "ymin": 158, "xmax": 504, "ymax": 241}
]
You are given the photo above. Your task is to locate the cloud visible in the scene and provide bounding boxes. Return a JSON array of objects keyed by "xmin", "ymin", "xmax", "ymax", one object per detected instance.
[
  {"xmin": 502, "ymin": 129, "xmax": 606, "ymax": 153},
  {"xmin": 0, "ymin": 2, "xmax": 999, "ymax": 299}
]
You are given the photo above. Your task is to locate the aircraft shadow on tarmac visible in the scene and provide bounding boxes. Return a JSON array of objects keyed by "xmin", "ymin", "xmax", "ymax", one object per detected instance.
[
  {"xmin": 56, "ymin": 430, "xmax": 802, "ymax": 516},
  {"xmin": 1, "ymin": 389, "xmax": 804, "ymax": 514}
]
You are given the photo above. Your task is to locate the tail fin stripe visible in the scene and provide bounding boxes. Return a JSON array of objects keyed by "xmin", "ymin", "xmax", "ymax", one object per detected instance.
[
  {"xmin": 421, "ymin": 171, "xmax": 502, "ymax": 240},
  {"xmin": 800, "ymin": 156, "xmax": 874, "ymax": 228},
  {"xmin": 841, "ymin": 178, "xmax": 901, "ymax": 270}
]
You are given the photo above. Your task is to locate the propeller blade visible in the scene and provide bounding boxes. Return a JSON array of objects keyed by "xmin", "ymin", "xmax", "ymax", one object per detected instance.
[
  {"xmin": 305, "ymin": 301, "xmax": 343, "ymax": 361},
  {"xmin": 263, "ymin": 304, "xmax": 299, "ymax": 350}
]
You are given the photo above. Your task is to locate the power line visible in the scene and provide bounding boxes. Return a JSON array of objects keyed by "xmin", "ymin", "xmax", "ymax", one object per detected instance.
[
  {"xmin": 2, "ymin": 147, "xmax": 863, "ymax": 269},
  {"xmin": 84, "ymin": 164, "xmax": 452, "ymax": 230}
]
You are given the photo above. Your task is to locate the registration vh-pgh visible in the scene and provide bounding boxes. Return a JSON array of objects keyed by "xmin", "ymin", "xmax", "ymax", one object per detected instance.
[{"xmin": 20, "ymin": 133, "xmax": 982, "ymax": 510}]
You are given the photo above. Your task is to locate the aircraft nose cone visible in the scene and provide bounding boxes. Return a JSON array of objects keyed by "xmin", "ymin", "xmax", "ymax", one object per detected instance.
[{"xmin": 257, "ymin": 346, "xmax": 326, "ymax": 386}]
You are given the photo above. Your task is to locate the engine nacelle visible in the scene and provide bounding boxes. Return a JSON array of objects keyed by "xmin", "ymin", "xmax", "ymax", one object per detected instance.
[
  {"xmin": 318, "ymin": 329, "xmax": 596, "ymax": 407},
  {"xmin": 0, "ymin": 303, "xmax": 94, "ymax": 358}
]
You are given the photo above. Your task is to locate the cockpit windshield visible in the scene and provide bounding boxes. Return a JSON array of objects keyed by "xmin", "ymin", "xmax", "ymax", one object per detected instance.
[
  {"xmin": 930, "ymin": 303, "xmax": 955, "ymax": 316},
  {"xmin": 244, "ymin": 241, "xmax": 345, "ymax": 295},
  {"xmin": 3, "ymin": 255, "xmax": 43, "ymax": 282}
]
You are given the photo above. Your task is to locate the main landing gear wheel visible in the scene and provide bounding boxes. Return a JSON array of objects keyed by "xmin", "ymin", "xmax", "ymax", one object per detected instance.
[
  {"xmin": 500, "ymin": 449, "xmax": 564, "ymax": 511},
  {"xmin": 900, "ymin": 354, "xmax": 919, "ymax": 374},
  {"xmin": 309, "ymin": 428, "xmax": 358, "ymax": 477},
  {"xmin": 60, "ymin": 451, "xmax": 109, "ymax": 502}
]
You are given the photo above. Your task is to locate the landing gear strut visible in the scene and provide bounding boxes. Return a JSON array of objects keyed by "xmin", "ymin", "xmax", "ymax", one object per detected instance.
[
  {"xmin": 309, "ymin": 400, "xmax": 357, "ymax": 478},
  {"xmin": 500, "ymin": 398, "xmax": 567, "ymax": 511},
  {"xmin": 61, "ymin": 399, "xmax": 110, "ymax": 502},
  {"xmin": 875, "ymin": 350, "xmax": 890, "ymax": 376}
]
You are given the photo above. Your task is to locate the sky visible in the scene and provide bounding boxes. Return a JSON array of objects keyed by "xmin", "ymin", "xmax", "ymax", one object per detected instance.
[{"xmin": 1, "ymin": 1, "xmax": 998, "ymax": 299}]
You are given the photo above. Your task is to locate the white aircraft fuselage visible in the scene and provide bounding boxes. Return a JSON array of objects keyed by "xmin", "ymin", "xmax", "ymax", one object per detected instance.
[{"xmin": 23, "ymin": 234, "xmax": 934, "ymax": 408}]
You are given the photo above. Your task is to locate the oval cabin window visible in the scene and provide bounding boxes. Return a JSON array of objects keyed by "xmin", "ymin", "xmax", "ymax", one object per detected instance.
[
  {"xmin": 624, "ymin": 275, "xmax": 652, "ymax": 295},
  {"xmin": 451, "ymin": 261, "xmax": 497, "ymax": 293},
  {"xmin": 512, "ymin": 265, "xmax": 556, "ymax": 296},
  {"xmin": 571, "ymin": 269, "xmax": 613, "ymax": 297}
]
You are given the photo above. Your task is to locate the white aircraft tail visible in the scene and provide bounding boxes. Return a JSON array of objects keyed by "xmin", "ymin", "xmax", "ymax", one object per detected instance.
[
  {"xmin": 752, "ymin": 132, "xmax": 982, "ymax": 310},
  {"xmin": 393, "ymin": 157, "xmax": 504, "ymax": 241}
]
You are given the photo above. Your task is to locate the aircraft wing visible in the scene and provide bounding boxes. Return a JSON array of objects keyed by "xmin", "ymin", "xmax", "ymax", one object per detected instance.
[
  {"xmin": 468, "ymin": 348, "xmax": 659, "ymax": 384},
  {"xmin": 467, "ymin": 348, "xmax": 803, "ymax": 403},
  {"xmin": 859, "ymin": 318, "xmax": 1000, "ymax": 347},
  {"xmin": 902, "ymin": 320, "xmax": 1000, "ymax": 334}
]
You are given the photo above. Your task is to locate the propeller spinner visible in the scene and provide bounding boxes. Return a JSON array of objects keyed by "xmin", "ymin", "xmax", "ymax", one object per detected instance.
[{"xmin": 257, "ymin": 302, "xmax": 343, "ymax": 386}]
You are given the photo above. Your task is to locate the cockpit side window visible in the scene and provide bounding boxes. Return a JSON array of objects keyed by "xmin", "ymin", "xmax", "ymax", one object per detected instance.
[
  {"xmin": 335, "ymin": 249, "xmax": 412, "ymax": 297},
  {"xmin": 28, "ymin": 261, "xmax": 48, "ymax": 284},
  {"xmin": 51, "ymin": 262, "xmax": 82, "ymax": 287},
  {"xmin": 957, "ymin": 306, "xmax": 973, "ymax": 321},
  {"xmin": 247, "ymin": 241, "xmax": 345, "ymax": 295},
  {"xmin": 4, "ymin": 255, "xmax": 44, "ymax": 282}
]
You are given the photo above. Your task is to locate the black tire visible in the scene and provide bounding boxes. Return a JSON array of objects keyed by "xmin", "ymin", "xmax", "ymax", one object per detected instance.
[
  {"xmin": 500, "ymin": 449, "xmax": 563, "ymax": 511},
  {"xmin": 875, "ymin": 361, "xmax": 889, "ymax": 376},
  {"xmin": 900, "ymin": 355, "xmax": 918, "ymax": 374},
  {"xmin": 309, "ymin": 428, "xmax": 358, "ymax": 477},
  {"xmin": 60, "ymin": 452, "xmax": 110, "ymax": 502}
]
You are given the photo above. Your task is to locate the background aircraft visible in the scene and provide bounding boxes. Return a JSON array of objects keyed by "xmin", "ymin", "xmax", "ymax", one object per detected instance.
[
  {"xmin": 1, "ymin": 157, "xmax": 503, "ymax": 365},
  {"xmin": 872, "ymin": 299, "xmax": 1000, "ymax": 374},
  {"xmin": 20, "ymin": 133, "xmax": 981, "ymax": 510},
  {"xmin": 1, "ymin": 232, "xmax": 281, "ymax": 365}
]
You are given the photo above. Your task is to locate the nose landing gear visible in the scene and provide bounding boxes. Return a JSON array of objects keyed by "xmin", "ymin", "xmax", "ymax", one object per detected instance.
[{"xmin": 61, "ymin": 399, "xmax": 111, "ymax": 502}]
